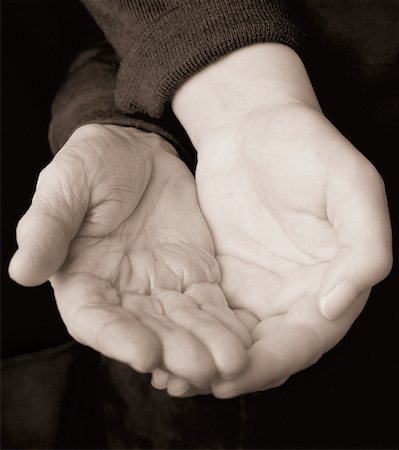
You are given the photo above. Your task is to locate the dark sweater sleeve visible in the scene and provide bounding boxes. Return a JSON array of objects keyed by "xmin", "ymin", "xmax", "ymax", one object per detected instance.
[
  {"xmin": 48, "ymin": 41, "xmax": 179, "ymax": 155},
  {"xmin": 82, "ymin": 0, "xmax": 302, "ymax": 119}
]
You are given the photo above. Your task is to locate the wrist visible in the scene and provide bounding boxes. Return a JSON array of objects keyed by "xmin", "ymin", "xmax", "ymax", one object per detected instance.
[
  {"xmin": 172, "ymin": 43, "xmax": 320, "ymax": 148},
  {"xmin": 69, "ymin": 124, "xmax": 177, "ymax": 157}
]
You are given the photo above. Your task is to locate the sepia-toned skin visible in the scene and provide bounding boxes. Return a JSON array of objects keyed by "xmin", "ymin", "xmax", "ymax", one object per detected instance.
[
  {"xmin": 167, "ymin": 43, "xmax": 393, "ymax": 397},
  {"xmin": 8, "ymin": 124, "xmax": 252, "ymax": 392},
  {"xmin": 154, "ymin": 101, "xmax": 392, "ymax": 399},
  {"xmin": 196, "ymin": 102, "xmax": 391, "ymax": 397},
  {"xmin": 9, "ymin": 43, "xmax": 392, "ymax": 400}
]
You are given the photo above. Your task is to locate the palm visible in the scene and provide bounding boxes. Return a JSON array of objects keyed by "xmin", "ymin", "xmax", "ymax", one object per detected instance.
[
  {"xmin": 197, "ymin": 105, "xmax": 342, "ymax": 318},
  {"xmin": 196, "ymin": 104, "xmax": 379, "ymax": 395},
  {"xmin": 12, "ymin": 125, "xmax": 250, "ymax": 387}
]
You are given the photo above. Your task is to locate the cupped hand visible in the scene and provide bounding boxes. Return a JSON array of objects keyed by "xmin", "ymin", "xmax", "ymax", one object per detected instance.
[
  {"xmin": 170, "ymin": 44, "xmax": 392, "ymax": 397},
  {"xmin": 8, "ymin": 124, "xmax": 251, "ymax": 390},
  {"xmin": 193, "ymin": 101, "xmax": 392, "ymax": 397}
]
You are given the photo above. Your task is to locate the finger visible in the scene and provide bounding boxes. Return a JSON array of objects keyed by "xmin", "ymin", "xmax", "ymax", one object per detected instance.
[
  {"xmin": 185, "ymin": 282, "xmax": 253, "ymax": 348},
  {"xmin": 9, "ymin": 152, "xmax": 89, "ymax": 286},
  {"xmin": 166, "ymin": 376, "xmax": 210, "ymax": 397},
  {"xmin": 166, "ymin": 376, "xmax": 191, "ymax": 396},
  {"xmin": 213, "ymin": 293, "xmax": 367, "ymax": 398},
  {"xmin": 319, "ymin": 156, "xmax": 392, "ymax": 319},
  {"xmin": 151, "ymin": 369, "xmax": 208, "ymax": 397},
  {"xmin": 123, "ymin": 291, "xmax": 222, "ymax": 388},
  {"xmin": 268, "ymin": 376, "xmax": 290, "ymax": 389},
  {"xmin": 122, "ymin": 291, "xmax": 217, "ymax": 386},
  {"xmin": 157, "ymin": 289, "xmax": 249, "ymax": 379},
  {"xmin": 200, "ymin": 303, "xmax": 252, "ymax": 347},
  {"xmin": 173, "ymin": 387, "xmax": 210, "ymax": 398},
  {"xmin": 137, "ymin": 311, "xmax": 217, "ymax": 388},
  {"xmin": 212, "ymin": 323, "xmax": 312, "ymax": 399},
  {"xmin": 151, "ymin": 368, "xmax": 170, "ymax": 390},
  {"xmin": 52, "ymin": 273, "xmax": 162, "ymax": 373},
  {"xmin": 233, "ymin": 308, "xmax": 260, "ymax": 333},
  {"xmin": 169, "ymin": 306, "xmax": 249, "ymax": 379}
]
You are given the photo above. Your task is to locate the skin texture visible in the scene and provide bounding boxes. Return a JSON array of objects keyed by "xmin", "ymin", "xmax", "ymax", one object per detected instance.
[
  {"xmin": 9, "ymin": 124, "xmax": 251, "ymax": 391},
  {"xmin": 167, "ymin": 43, "xmax": 392, "ymax": 397},
  {"xmin": 9, "ymin": 43, "xmax": 392, "ymax": 399},
  {"xmin": 198, "ymin": 101, "xmax": 392, "ymax": 397},
  {"xmin": 154, "ymin": 101, "xmax": 392, "ymax": 398}
]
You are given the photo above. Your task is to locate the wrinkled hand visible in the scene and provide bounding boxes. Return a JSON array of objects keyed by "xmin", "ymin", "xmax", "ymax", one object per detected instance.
[
  {"xmin": 9, "ymin": 124, "xmax": 251, "ymax": 391},
  {"xmin": 194, "ymin": 101, "xmax": 392, "ymax": 397}
]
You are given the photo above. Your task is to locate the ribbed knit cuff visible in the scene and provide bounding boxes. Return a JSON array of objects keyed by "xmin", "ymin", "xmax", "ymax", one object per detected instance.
[
  {"xmin": 116, "ymin": 0, "xmax": 302, "ymax": 118},
  {"xmin": 48, "ymin": 44, "xmax": 177, "ymax": 155},
  {"xmin": 49, "ymin": 108, "xmax": 176, "ymax": 156}
]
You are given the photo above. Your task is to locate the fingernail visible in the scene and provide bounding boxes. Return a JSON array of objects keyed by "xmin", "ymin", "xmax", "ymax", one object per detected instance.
[
  {"xmin": 151, "ymin": 368, "xmax": 169, "ymax": 390},
  {"xmin": 320, "ymin": 281, "xmax": 357, "ymax": 320}
]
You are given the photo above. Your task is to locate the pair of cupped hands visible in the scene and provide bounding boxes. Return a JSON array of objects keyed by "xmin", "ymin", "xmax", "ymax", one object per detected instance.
[{"xmin": 9, "ymin": 45, "xmax": 392, "ymax": 398}]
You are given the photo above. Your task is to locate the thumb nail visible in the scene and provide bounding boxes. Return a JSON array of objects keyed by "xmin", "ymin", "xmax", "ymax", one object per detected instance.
[{"xmin": 319, "ymin": 281, "xmax": 357, "ymax": 320}]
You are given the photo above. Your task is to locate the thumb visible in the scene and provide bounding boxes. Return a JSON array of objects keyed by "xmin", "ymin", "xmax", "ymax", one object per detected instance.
[
  {"xmin": 318, "ymin": 157, "xmax": 392, "ymax": 320},
  {"xmin": 9, "ymin": 151, "xmax": 89, "ymax": 286},
  {"xmin": 318, "ymin": 247, "xmax": 390, "ymax": 320}
]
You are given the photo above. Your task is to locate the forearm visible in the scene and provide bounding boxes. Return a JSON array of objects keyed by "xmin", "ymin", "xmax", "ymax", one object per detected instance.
[
  {"xmin": 172, "ymin": 43, "xmax": 321, "ymax": 147},
  {"xmin": 82, "ymin": 0, "xmax": 301, "ymax": 119}
]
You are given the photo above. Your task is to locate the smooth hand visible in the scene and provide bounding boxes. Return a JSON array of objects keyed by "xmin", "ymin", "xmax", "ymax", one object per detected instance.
[
  {"xmin": 9, "ymin": 124, "xmax": 251, "ymax": 393},
  {"xmin": 196, "ymin": 101, "xmax": 392, "ymax": 397},
  {"xmin": 173, "ymin": 43, "xmax": 392, "ymax": 397}
]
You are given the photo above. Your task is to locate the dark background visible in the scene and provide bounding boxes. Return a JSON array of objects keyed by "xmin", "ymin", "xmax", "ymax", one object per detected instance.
[
  {"xmin": 2, "ymin": 0, "xmax": 102, "ymax": 357},
  {"xmin": 1, "ymin": 0, "xmax": 398, "ymax": 448}
]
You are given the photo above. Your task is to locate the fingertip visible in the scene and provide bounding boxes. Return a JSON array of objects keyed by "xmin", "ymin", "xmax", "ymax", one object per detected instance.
[
  {"xmin": 211, "ymin": 374, "xmax": 244, "ymax": 399},
  {"xmin": 218, "ymin": 348, "xmax": 249, "ymax": 381},
  {"xmin": 14, "ymin": 213, "xmax": 73, "ymax": 286},
  {"xmin": 133, "ymin": 357, "xmax": 161, "ymax": 374},
  {"xmin": 151, "ymin": 368, "xmax": 169, "ymax": 390},
  {"xmin": 161, "ymin": 329, "xmax": 217, "ymax": 388},
  {"xmin": 8, "ymin": 249, "xmax": 48, "ymax": 287},
  {"xmin": 131, "ymin": 336, "xmax": 163, "ymax": 373},
  {"xmin": 269, "ymin": 376, "xmax": 290, "ymax": 389},
  {"xmin": 211, "ymin": 381, "xmax": 240, "ymax": 399},
  {"xmin": 318, "ymin": 281, "xmax": 358, "ymax": 320},
  {"xmin": 167, "ymin": 377, "xmax": 191, "ymax": 397}
]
